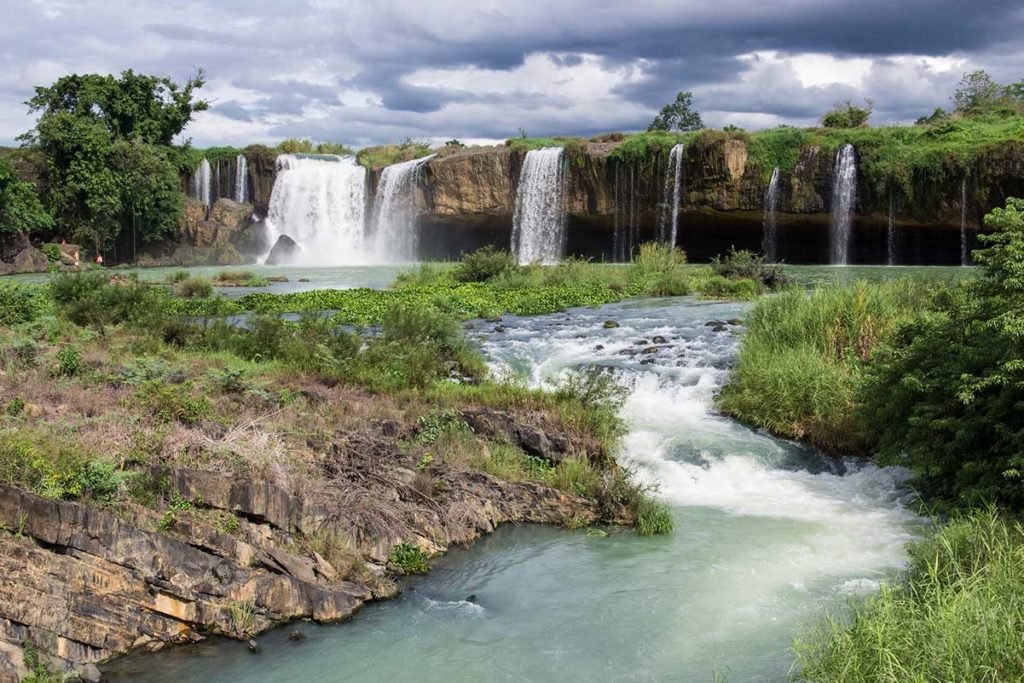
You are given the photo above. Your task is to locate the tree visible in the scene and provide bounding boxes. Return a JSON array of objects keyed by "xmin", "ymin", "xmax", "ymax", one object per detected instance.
[
  {"xmin": 953, "ymin": 70, "xmax": 1004, "ymax": 114},
  {"xmin": 860, "ymin": 198, "xmax": 1024, "ymax": 509},
  {"xmin": 0, "ymin": 158, "xmax": 52, "ymax": 236},
  {"xmin": 648, "ymin": 91, "xmax": 704, "ymax": 132},
  {"xmin": 22, "ymin": 70, "xmax": 207, "ymax": 252},
  {"xmin": 821, "ymin": 100, "xmax": 873, "ymax": 128}
]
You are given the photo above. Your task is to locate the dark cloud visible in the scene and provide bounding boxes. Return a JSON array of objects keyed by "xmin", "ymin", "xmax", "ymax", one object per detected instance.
[{"xmin": 2, "ymin": 0, "xmax": 1023, "ymax": 146}]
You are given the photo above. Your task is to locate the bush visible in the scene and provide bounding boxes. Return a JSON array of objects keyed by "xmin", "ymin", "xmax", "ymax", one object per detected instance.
[
  {"xmin": 634, "ymin": 496, "xmax": 675, "ymax": 536},
  {"xmin": 453, "ymin": 246, "xmax": 518, "ymax": 283},
  {"xmin": 821, "ymin": 99, "xmax": 873, "ymax": 128},
  {"xmin": 175, "ymin": 277, "xmax": 212, "ymax": 298},
  {"xmin": 389, "ymin": 542, "xmax": 429, "ymax": 574},
  {"xmin": 40, "ymin": 243, "xmax": 60, "ymax": 262},
  {"xmin": 50, "ymin": 272, "xmax": 167, "ymax": 332},
  {"xmin": 54, "ymin": 346, "xmax": 83, "ymax": 377},
  {"xmin": 794, "ymin": 509, "xmax": 1024, "ymax": 681},
  {"xmin": 711, "ymin": 247, "xmax": 789, "ymax": 290},
  {"xmin": 136, "ymin": 381, "xmax": 211, "ymax": 424},
  {"xmin": 0, "ymin": 285, "xmax": 48, "ymax": 326}
]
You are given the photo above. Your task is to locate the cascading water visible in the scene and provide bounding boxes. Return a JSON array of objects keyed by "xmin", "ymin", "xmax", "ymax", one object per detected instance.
[
  {"xmin": 263, "ymin": 154, "xmax": 368, "ymax": 266},
  {"xmin": 111, "ymin": 297, "xmax": 921, "ymax": 681},
  {"xmin": 887, "ymin": 193, "xmax": 897, "ymax": 266},
  {"xmin": 658, "ymin": 143, "xmax": 685, "ymax": 246},
  {"xmin": 511, "ymin": 148, "xmax": 566, "ymax": 265},
  {"xmin": 761, "ymin": 167, "xmax": 780, "ymax": 262},
  {"xmin": 830, "ymin": 144, "xmax": 857, "ymax": 265},
  {"xmin": 613, "ymin": 162, "xmax": 641, "ymax": 262},
  {"xmin": 961, "ymin": 178, "xmax": 970, "ymax": 266},
  {"xmin": 190, "ymin": 158, "xmax": 212, "ymax": 208},
  {"xmin": 370, "ymin": 155, "xmax": 435, "ymax": 262},
  {"xmin": 234, "ymin": 154, "xmax": 248, "ymax": 204}
]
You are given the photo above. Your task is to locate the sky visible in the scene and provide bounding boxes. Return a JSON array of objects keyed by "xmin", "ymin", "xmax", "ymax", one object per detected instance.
[{"xmin": 3, "ymin": 0, "xmax": 1023, "ymax": 149}]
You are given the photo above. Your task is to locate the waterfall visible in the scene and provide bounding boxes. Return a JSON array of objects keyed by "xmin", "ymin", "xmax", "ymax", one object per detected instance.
[
  {"xmin": 234, "ymin": 154, "xmax": 249, "ymax": 204},
  {"xmin": 613, "ymin": 162, "xmax": 641, "ymax": 262},
  {"xmin": 370, "ymin": 155, "xmax": 435, "ymax": 262},
  {"xmin": 830, "ymin": 144, "xmax": 857, "ymax": 265},
  {"xmin": 511, "ymin": 148, "xmax": 567, "ymax": 265},
  {"xmin": 658, "ymin": 143, "xmax": 684, "ymax": 246},
  {"xmin": 190, "ymin": 158, "xmax": 212, "ymax": 208},
  {"xmin": 887, "ymin": 193, "xmax": 897, "ymax": 266},
  {"xmin": 263, "ymin": 154, "xmax": 368, "ymax": 265},
  {"xmin": 961, "ymin": 178, "xmax": 970, "ymax": 266},
  {"xmin": 761, "ymin": 167, "xmax": 780, "ymax": 262}
]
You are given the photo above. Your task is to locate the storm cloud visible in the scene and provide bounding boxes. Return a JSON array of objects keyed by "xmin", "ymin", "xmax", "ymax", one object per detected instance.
[{"xmin": 2, "ymin": 0, "xmax": 1023, "ymax": 147}]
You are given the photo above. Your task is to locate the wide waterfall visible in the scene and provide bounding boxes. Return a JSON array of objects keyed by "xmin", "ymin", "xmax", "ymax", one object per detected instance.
[
  {"xmin": 887, "ymin": 194, "xmax": 897, "ymax": 266},
  {"xmin": 234, "ymin": 154, "xmax": 248, "ymax": 204},
  {"xmin": 761, "ymin": 167, "xmax": 780, "ymax": 262},
  {"xmin": 961, "ymin": 178, "xmax": 970, "ymax": 266},
  {"xmin": 370, "ymin": 155, "xmax": 435, "ymax": 262},
  {"xmin": 658, "ymin": 143, "xmax": 684, "ymax": 246},
  {"xmin": 190, "ymin": 158, "xmax": 212, "ymax": 208},
  {"xmin": 264, "ymin": 154, "xmax": 368, "ymax": 265},
  {"xmin": 511, "ymin": 148, "xmax": 566, "ymax": 265},
  {"xmin": 830, "ymin": 144, "xmax": 857, "ymax": 265},
  {"xmin": 613, "ymin": 162, "xmax": 640, "ymax": 262}
]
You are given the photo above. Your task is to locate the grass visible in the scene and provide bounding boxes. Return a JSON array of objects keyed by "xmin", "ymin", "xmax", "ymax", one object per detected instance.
[
  {"xmin": 356, "ymin": 141, "xmax": 432, "ymax": 169},
  {"xmin": 718, "ymin": 279, "xmax": 932, "ymax": 452},
  {"xmin": 794, "ymin": 508, "xmax": 1024, "ymax": 682}
]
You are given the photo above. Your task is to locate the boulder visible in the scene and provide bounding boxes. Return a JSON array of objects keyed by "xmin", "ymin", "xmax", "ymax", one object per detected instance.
[
  {"xmin": 11, "ymin": 246, "xmax": 48, "ymax": 273},
  {"xmin": 231, "ymin": 218, "xmax": 272, "ymax": 257},
  {"xmin": 179, "ymin": 197, "xmax": 207, "ymax": 243},
  {"xmin": 266, "ymin": 235, "xmax": 299, "ymax": 265},
  {"xmin": 209, "ymin": 198, "xmax": 254, "ymax": 234}
]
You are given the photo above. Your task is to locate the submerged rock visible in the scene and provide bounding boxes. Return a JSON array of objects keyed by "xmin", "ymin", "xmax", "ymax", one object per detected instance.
[{"xmin": 602, "ymin": 320, "xmax": 619, "ymax": 329}]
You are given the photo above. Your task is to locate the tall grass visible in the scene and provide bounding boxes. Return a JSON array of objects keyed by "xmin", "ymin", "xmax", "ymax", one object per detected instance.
[
  {"xmin": 794, "ymin": 509, "xmax": 1024, "ymax": 682},
  {"xmin": 718, "ymin": 279, "xmax": 931, "ymax": 452}
]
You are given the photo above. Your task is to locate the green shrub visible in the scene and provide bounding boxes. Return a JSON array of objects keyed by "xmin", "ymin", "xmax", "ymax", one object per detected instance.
[
  {"xmin": 415, "ymin": 409, "xmax": 470, "ymax": 444},
  {"xmin": 794, "ymin": 509, "xmax": 1024, "ymax": 681},
  {"xmin": 454, "ymin": 246, "xmax": 518, "ymax": 283},
  {"xmin": 0, "ymin": 285, "xmax": 48, "ymax": 326},
  {"xmin": 175, "ymin": 277, "xmax": 212, "ymax": 298},
  {"xmin": 5, "ymin": 397, "xmax": 25, "ymax": 416},
  {"xmin": 167, "ymin": 270, "xmax": 190, "ymax": 283},
  {"xmin": 711, "ymin": 247, "xmax": 789, "ymax": 290},
  {"xmin": 40, "ymin": 243, "xmax": 60, "ymax": 262},
  {"xmin": 389, "ymin": 542, "xmax": 429, "ymax": 574},
  {"xmin": 50, "ymin": 272, "xmax": 167, "ymax": 332},
  {"xmin": 136, "ymin": 381, "xmax": 211, "ymax": 424},
  {"xmin": 54, "ymin": 346, "xmax": 83, "ymax": 377}
]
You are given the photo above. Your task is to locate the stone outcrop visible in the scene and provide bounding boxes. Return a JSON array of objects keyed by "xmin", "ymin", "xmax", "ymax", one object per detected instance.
[
  {"xmin": 179, "ymin": 198, "xmax": 254, "ymax": 249},
  {"xmin": 265, "ymin": 234, "xmax": 299, "ymax": 264}
]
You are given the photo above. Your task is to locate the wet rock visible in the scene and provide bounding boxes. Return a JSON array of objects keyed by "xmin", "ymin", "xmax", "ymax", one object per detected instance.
[
  {"xmin": 266, "ymin": 235, "xmax": 300, "ymax": 265},
  {"xmin": 727, "ymin": 318, "xmax": 742, "ymax": 326},
  {"xmin": 494, "ymin": 325, "xmax": 507, "ymax": 333},
  {"xmin": 289, "ymin": 630, "xmax": 306, "ymax": 641},
  {"xmin": 617, "ymin": 349, "xmax": 637, "ymax": 356},
  {"xmin": 640, "ymin": 358, "xmax": 657, "ymax": 365},
  {"xmin": 248, "ymin": 639, "xmax": 260, "ymax": 653},
  {"xmin": 652, "ymin": 336, "xmax": 668, "ymax": 344},
  {"xmin": 712, "ymin": 325, "xmax": 728, "ymax": 332},
  {"xmin": 635, "ymin": 340, "xmax": 649, "ymax": 346},
  {"xmin": 593, "ymin": 345, "xmax": 604, "ymax": 351},
  {"xmin": 79, "ymin": 663, "xmax": 102, "ymax": 683},
  {"xmin": 705, "ymin": 320, "xmax": 726, "ymax": 327},
  {"xmin": 602, "ymin": 321, "xmax": 619, "ymax": 329},
  {"xmin": 640, "ymin": 347, "xmax": 659, "ymax": 355},
  {"xmin": 299, "ymin": 278, "xmax": 310, "ymax": 282}
]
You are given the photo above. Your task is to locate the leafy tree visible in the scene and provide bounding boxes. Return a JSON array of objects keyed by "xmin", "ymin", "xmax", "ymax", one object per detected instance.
[
  {"xmin": 0, "ymin": 159, "xmax": 52, "ymax": 236},
  {"xmin": 915, "ymin": 107, "xmax": 950, "ymax": 126},
  {"xmin": 821, "ymin": 100, "xmax": 873, "ymax": 128},
  {"xmin": 648, "ymin": 91, "xmax": 704, "ymax": 132},
  {"xmin": 860, "ymin": 198, "xmax": 1024, "ymax": 509},
  {"xmin": 953, "ymin": 70, "xmax": 1004, "ymax": 114},
  {"xmin": 22, "ymin": 70, "xmax": 206, "ymax": 252}
]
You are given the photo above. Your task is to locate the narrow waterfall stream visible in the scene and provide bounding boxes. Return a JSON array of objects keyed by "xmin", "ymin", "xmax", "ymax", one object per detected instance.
[
  {"xmin": 105, "ymin": 296, "xmax": 919, "ymax": 682},
  {"xmin": 511, "ymin": 148, "xmax": 567, "ymax": 265},
  {"xmin": 658, "ymin": 143, "xmax": 685, "ymax": 246},
  {"xmin": 762, "ymin": 167, "xmax": 780, "ymax": 262},
  {"xmin": 613, "ymin": 162, "xmax": 640, "ymax": 262},
  {"xmin": 263, "ymin": 154, "xmax": 368, "ymax": 265},
  {"xmin": 829, "ymin": 144, "xmax": 857, "ymax": 265},
  {"xmin": 371, "ymin": 155, "xmax": 435, "ymax": 262},
  {"xmin": 190, "ymin": 158, "xmax": 212, "ymax": 209},
  {"xmin": 234, "ymin": 154, "xmax": 249, "ymax": 205}
]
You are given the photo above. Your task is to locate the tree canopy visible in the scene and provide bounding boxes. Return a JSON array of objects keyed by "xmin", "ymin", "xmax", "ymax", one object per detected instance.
[
  {"xmin": 648, "ymin": 91, "xmax": 704, "ymax": 132},
  {"xmin": 0, "ymin": 158, "xmax": 52, "ymax": 236},
  {"xmin": 23, "ymin": 70, "xmax": 207, "ymax": 251},
  {"xmin": 821, "ymin": 100, "xmax": 873, "ymax": 128}
]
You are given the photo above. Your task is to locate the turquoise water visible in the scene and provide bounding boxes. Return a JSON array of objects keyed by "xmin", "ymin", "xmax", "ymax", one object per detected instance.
[{"xmin": 103, "ymin": 293, "xmax": 921, "ymax": 682}]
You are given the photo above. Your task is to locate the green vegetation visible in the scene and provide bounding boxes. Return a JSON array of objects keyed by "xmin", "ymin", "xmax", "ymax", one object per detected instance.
[
  {"xmin": 795, "ymin": 509, "xmax": 1024, "ymax": 681},
  {"xmin": 821, "ymin": 99, "xmax": 874, "ymax": 128},
  {"xmin": 356, "ymin": 138, "xmax": 431, "ymax": 168},
  {"xmin": 389, "ymin": 542, "xmax": 430, "ymax": 574},
  {"xmin": 276, "ymin": 139, "xmax": 354, "ymax": 156},
  {"xmin": 22, "ymin": 69, "xmax": 207, "ymax": 251},
  {"xmin": 0, "ymin": 158, "xmax": 52, "ymax": 236},
  {"xmin": 647, "ymin": 91, "xmax": 704, "ymax": 132}
]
